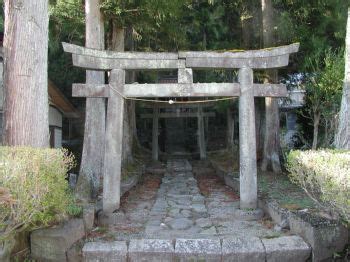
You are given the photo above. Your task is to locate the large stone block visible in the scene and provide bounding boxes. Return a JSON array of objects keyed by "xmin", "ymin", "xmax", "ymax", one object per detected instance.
[
  {"xmin": 222, "ymin": 237, "xmax": 265, "ymax": 262},
  {"xmin": 82, "ymin": 241, "xmax": 127, "ymax": 262},
  {"xmin": 128, "ymin": 239, "xmax": 174, "ymax": 262},
  {"xmin": 67, "ymin": 240, "xmax": 84, "ymax": 262},
  {"xmin": 262, "ymin": 235, "xmax": 311, "ymax": 262},
  {"xmin": 31, "ymin": 218, "xmax": 85, "ymax": 262},
  {"xmin": 174, "ymin": 238, "xmax": 221, "ymax": 261},
  {"xmin": 289, "ymin": 213, "xmax": 348, "ymax": 261}
]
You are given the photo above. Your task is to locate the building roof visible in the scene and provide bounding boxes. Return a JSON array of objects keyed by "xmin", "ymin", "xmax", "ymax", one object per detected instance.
[{"xmin": 48, "ymin": 79, "xmax": 80, "ymax": 118}]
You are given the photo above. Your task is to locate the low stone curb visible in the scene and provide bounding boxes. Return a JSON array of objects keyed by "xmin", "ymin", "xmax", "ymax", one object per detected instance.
[
  {"xmin": 129, "ymin": 239, "xmax": 174, "ymax": 261},
  {"xmin": 209, "ymin": 159, "xmax": 349, "ymax": 262},
  {"xmin": 262, "ymin": 235, "xmax": 310, "ymax": 262},
  {"xmin": 222, "ymin": 237, "xmax": 265, "ymax": 262},
  {"xmin": 81, "ymin": 236, "xmax": 310, "ymax": 262},
  {"xmin": 83, "ymin": 241, "xmax": 127, "ymax": 262}
]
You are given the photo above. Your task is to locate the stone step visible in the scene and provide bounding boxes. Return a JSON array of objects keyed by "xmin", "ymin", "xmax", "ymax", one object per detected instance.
[{"xmin": 81, "ymin": 236, "xmax": 311, "ymax": 262}]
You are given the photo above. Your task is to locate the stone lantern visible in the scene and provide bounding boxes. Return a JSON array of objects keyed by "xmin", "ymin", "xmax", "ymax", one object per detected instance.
[{"xmin": 279, "ymin": 88, "xmax": 306, "ymax": 148}]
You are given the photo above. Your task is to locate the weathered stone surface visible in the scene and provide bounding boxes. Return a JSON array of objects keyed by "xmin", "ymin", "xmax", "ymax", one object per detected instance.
[
  {"xmin": 168, "ymin": 218, "xmax": 193, "ymax": 230},
  {"xmin": 200, "ymin": 226, "xmax": 217, "ymax": 235},
  {"xmin": 174, "ymin": 239, "xmax": 221, "ymax": 261},
  {"xmin": 128, "ymin": 239, "xmax": 174, "ymax": 262},
  {"xmin": 31, "ymin": 219, "xmax": 85, "ymax": 262},
  {"xmin": 238, "ymin": 67, "xmax": 258, "ymax": 209},
  {"xmin": 289, "ymin": 213, "xmax": 348, "ymax": 261},
  {"xmin": 83, "ymin": 205, "xmax": 95, "ymax": 231},
  {"xmin": 262, "ymin": 235, "xmax": 311, "ymax": 262},
  {"xmin": 192, "ymin": 204, "xmax": 207, "ymax": 214},
  {"xmin": 97, "ymin": 211, "xmax": 126, "ymax": 226},
  {"xmin": 258, "ymin": 199, "xmax": 290, "ymax": 226},
  {"xmin": 102, "ymin": 69, "xmax": 125, "ymax": 213},
  {"xmin": 82, "ymin": 241, "xmax": 127, "ymax": 262},
  {"xmin": 234, "ymin": 208, "xmax": 264, "ymax": 221},
  {"xmin": 222, "ymin": 237, "xmax": 265, "ymax": 262},
  {"xmin": 195, "ymin": 218, "xmax": 212, "ymax": 228},
  {"xmin": 67, "ymin": 240, "xmax": 84, "ymax": 262}
]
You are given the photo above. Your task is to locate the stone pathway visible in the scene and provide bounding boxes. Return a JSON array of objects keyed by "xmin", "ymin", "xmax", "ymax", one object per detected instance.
[
  {"xmin": 143, "ymin": 159, "xmax": 277, "ymax": 239},
  {"xmin": 82, "ymin": 159, "xmax": 311, "ymax": 261},
  {"xmin": 91, "ymin": 159, "xmax": 281, "ymax": 241}
]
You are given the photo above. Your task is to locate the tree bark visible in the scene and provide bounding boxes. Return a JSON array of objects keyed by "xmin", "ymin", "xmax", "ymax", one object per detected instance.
[
  {"xmin": 3, "ymin": 0, "xmax": 49, "ymax": 147},
  {"xmin": 312, "ymin": 112, "xmax": 320, "ymax": 149},
  {"xmin": 335, "ymin": 8, "xmax": 350, "ymax": 149},
  {"xmin": 76, "ymin": 0, "xmax": 105, "ymax": 200},
  {"xmin": 261, "ymin": 0, "xmax": 282, "ymax": 172}
]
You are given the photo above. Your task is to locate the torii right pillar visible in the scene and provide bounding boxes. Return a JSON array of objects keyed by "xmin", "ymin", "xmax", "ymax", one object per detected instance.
[{"xmin": 238, "ymin": 67, "xmax": 258, "ymax": 209}]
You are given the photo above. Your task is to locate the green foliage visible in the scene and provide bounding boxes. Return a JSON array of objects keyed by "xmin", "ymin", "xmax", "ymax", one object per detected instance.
[
  {"xmin": 287, "ymin": 149, "xmax": 350, "ymax": 223},
  {"xmin": 300, "ymin": 49, "xmax": 344, "ymax": 148},
  {"xmin": 274, "ymin": 0, "xmax": 348, "ymax": 67},
  {"xmin": 0, "ymin": 147, "xmax": 79, "ymax": 241}
]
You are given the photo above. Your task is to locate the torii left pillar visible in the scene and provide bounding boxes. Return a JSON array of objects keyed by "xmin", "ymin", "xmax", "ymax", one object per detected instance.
[
  {"xmin": 238, "ymin": 67, "xmax": 258, "ymax": 209},
  {"xmin": 103, "ymin": 69, "xmax": 125, "ymax": 213}
]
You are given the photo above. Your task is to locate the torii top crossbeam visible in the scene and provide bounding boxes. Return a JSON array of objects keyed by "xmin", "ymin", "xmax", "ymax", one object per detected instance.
[{"xmin": 63, "ymin": 42, "xmax": 299, "ymax": 70}]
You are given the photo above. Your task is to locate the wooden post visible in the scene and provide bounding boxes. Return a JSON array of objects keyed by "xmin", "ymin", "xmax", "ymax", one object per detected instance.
[
  {"xmin": 197, "ymin": 105, "xmax": 207, "ymax": 159},
  {"xmin": 103, "ymin": 69, "xmax": 125, "ymax": 213},
  {"xmin": 152, "ymin": 104, "xmax": 159, "ymax": 161},
  {"xmin": 238, "ymin": 67, "xmax": 257, "ymax": 209}
]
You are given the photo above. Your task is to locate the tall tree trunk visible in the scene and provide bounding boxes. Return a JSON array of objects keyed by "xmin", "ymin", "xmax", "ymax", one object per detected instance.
[
  {"xmin": 335, "ymin": 8, "xmax": 350, "ymax": 149},
  {"xmin": 3, "ymin": 0, "xmax": 49, "ymax": 147},
  {"xmin": 76, "ymin": 0, "xmax": 105, "ymax": 200},
  {"xmin": 261, "ymin": 0, "xmax": 282, "ymax": 172},
  {"xmin": 312, "ymin": 112, "xmax": 320, "ymax": 149},
  {"xmin": 125, "ymin": 26, "xmax": 138, "ymax": 148},
  {"xmin": 240, "ymin": 1, "xmax": 265, "ymax": 161}
]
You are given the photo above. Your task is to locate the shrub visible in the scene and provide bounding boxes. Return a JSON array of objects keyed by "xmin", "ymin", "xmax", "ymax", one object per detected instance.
[
  {"xmin": 0, "ymin": 147, "xmax": 77, "ymax": 241},
  {"xmin": 286, "ymin": 149, "xmax": 350, "ymax": 223}
]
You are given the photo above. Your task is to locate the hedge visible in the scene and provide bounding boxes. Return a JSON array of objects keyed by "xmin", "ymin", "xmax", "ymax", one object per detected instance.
[
  {"xmin": 0, "ymin": 147, "xmax": 78, "ymax": 241},
  {"xmin": 286, "ymin": 149, "xmax": 350, "ymax": 223}
]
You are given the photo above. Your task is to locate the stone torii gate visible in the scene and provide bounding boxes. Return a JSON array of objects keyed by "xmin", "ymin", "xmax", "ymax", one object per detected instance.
[{"xmin": 63, "ymin": 42, "xmax": 299, "ymax": 214}]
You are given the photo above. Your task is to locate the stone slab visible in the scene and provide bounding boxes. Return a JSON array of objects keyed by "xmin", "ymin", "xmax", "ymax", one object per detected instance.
[
  {"xmin": 262, "ymin": 235, "xmax": 311, "ymax": 262},
  {"xmin": 31, "ymin": 218, "xmax": 85, "ymax": 262},
  {"xmin": 289, "ymin": 213, "xmax": 348, "ymax": 261},
  {"xmin": 222, "ymin": 237, "xmax": 265, "ymax": 262},
  {"xmin": 174, "ymin": 239, "xmax": 221, "ymax": 261},
  {"xmin": 82, "ymin": 241, "xmax": 127, "ymax": 262},
  {"xmin": 128, "ymin": 239, "xmax": 174, "ymax": 262}
]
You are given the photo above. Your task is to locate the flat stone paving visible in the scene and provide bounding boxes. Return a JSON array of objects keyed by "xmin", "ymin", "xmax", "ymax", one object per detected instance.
[{"xmin": 145, "ymin": 159, "xmax": 279, "ymax": 239}]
